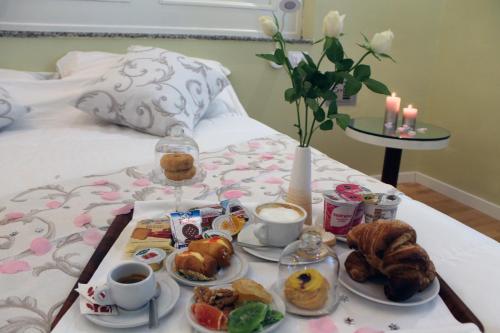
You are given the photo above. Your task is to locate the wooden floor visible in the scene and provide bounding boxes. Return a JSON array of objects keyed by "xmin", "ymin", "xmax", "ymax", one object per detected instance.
[{"xmin": 398, "ymin": 183, "xmax": 500, "ymax": 242}]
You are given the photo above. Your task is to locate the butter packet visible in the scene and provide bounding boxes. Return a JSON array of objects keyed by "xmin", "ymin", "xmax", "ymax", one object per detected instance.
[{"xmin": 124, "ymin": 218, "xmax": 174, "ymax": 257}]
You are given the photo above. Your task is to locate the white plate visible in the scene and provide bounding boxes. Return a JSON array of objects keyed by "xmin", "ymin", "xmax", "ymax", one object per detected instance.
[
  {"xmin": 84, "ymin": 273, "xmax": 180, "ymax": 328},
  {"xmin": 165, "ymin": 248, "xmax": 249, "ymax": 287},
  {"xmin": 338, "ymin": 251, "xmax": 440, "ymax": 307},
  {"xmin": 237, "ymin": 224, "xmax": 284, "ymax": 262},
  {"xmin": 186, "ymin": 284, "xmax": 286, "ymax": 333}
]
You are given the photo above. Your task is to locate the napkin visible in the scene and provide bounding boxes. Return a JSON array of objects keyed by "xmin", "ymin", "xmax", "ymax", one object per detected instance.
[{"xmin": 76, "ymin": 283, "xmax": 118, "ymax": 316}]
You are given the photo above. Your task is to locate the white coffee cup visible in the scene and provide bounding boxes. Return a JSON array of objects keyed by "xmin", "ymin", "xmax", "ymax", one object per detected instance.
[
  {"xmin": 94, "ymin": 262, "xmax": 156, "ymax": 310},
  {"xmin": 253, "ymin": 202, "xmax": 307, "ymax": 247}
]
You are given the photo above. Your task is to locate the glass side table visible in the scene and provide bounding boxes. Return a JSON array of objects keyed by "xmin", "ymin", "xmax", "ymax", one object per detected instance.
[{"xmin": 345, "ymin": 117, "xmax": 451, "ymax": 186}]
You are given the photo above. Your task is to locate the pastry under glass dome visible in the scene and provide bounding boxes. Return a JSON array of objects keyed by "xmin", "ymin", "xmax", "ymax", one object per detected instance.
[
  {"xmin": 276, "ymin": 229, "xmax": 340, "ymax": 316},
  {"xmin": 151, "ymin": 126, "xmax": 205, "ymax": 210}
]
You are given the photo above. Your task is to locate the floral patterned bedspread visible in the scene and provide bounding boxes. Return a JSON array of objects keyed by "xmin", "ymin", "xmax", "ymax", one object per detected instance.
[{"xmin": 0, "ymin": 134, "xmax": 393, "ymax": 332}]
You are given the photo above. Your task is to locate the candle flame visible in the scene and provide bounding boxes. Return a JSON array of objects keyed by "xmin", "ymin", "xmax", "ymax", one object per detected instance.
[
  {"xmin": 391, "ymin": 92, "xmax": 396, "ymax": 97},
  {"xmin": 409, "ymin": 104, "xmax": 413, "ymax": 108}
]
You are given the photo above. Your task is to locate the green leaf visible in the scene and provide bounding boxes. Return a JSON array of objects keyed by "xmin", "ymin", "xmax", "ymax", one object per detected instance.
[
  {"xmin": 320, "ymin": 119, "xmax": 334, "ymax": 131},
  {"xmin": 305, "ymin": 98, "xmax": 319, "ymax": 111},
  {"xmin": 327, "ymin": 101, "xmax": 338, "ymax": 118},
  {"xmin": 321, "ymin": 90, "xmax": 337, "ymax": 101},
  {"xmin": 273, "ymin": 48, "xmax": 286, "ymax": 65},
  {"xmin": 361, "ymin": 32, "xmax": 369, "ymax": 43},
  {"xmin": 334, "ymin": 114, "xmax": 351, "ymax": 130},
  {"xmin": 325, "ymin": 37, "xmax": 344, "ymax": 63},
  {"xmin": 314, "ymin": 108, "xmax": 325, "ymax": 122},
  {"xmin": 364, "ymin": 78, "xmax": 391, "ymax": 95},
  {"xmin": 379, "ymin": 53, "xmax": 396, "ymax": 63},
  {"xmin": 303, "ymin": 81, "xmax": 312, "ymax": 94},
  {"xmin": 256, "ymin": 53, "xmax": 277, "ymax": 63},
  {"xmin": 284, "ymin": 88, "xmax": 299, "ymax": 103},
  {"xmin": 302, "ymin": 52, "xmax": 316, "ymax": 68},
  {"xmin": 354, "ymin": 64, "xmax": 371, "ymax": 81},
  {"xmin": 326, "ymin": 71, "xmax": 345, "ymax": 84},
  {"xmin": 336, "ymin": 58, "xmax": 354, "ymax": 71},
  {"xmin": 323, "ymin": 37, "xmax": 333, "ymax": 51},
  {"xmin": 344, "ymin": 78, "xmax": 362, "ymax": 97}
]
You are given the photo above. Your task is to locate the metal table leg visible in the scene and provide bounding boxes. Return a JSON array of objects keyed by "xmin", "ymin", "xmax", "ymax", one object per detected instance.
[{"xmin": 381, "ymin": 147, "xmax": 402, "ymax": 187}]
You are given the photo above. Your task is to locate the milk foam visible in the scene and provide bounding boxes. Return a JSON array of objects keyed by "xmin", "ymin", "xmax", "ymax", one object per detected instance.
[{"xmin": 258, "ymin": 206, "xmax": 302, "ymax": 222}]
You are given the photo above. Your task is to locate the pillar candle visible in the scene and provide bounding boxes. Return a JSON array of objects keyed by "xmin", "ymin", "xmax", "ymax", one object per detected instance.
[
  {"xmin": 402, "ymin": 104, "xmax": 418, "ymax": 129},
  {"xmin": 383, "ymin": 92, "xmax": 401, "ymax": 132}
]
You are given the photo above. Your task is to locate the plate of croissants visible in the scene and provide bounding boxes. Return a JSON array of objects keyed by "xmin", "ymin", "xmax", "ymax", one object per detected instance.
[
  {"xmin": 339, "ymin": 220, "xmax": 440, "ymax": 306},
  {"xmin": 165, "ymin": 236, "xmax": 249, "ymax": 287}
]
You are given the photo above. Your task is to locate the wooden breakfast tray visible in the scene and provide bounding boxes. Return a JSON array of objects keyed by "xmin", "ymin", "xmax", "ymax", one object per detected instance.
[{"xmin": 50, "ymin": 212, "xmax": 485, "ymax": 332}]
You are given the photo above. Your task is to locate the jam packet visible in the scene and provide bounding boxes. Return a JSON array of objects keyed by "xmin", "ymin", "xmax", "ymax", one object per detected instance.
[{"xmin": 170, "ymin": 210, "xmax": 203, "ymax": 249}]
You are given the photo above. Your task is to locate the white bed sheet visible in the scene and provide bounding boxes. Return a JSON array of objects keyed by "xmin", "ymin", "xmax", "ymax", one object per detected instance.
[{"xmin": 0, "ymin": 105, "xmax": 274, "ymax": 198}]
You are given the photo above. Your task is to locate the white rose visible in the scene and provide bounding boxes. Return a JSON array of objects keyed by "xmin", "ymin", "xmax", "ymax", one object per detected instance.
[
  {"xmin": 322, "ymin": 11, "xmax": 345, "ymax": 38},
  {"xmin": 370, "ymin": 30, "xmax": 394, "ymax": 54},
  {"xmin": 259, "ymin": 16, "xmax": 278, "ymax": 37}
]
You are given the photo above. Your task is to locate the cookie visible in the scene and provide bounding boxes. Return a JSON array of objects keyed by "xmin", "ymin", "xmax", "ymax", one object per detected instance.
[
  {"xmin": 164, "ymin": 167, "xmax": 196, "ymax": 181},
  {"xmin": 160, "ymin": 153, "xmax": 194, "ymax": 172},
  {"xmin": 182, "ymin": 224, "xmax": 201, "ymax": 240}
]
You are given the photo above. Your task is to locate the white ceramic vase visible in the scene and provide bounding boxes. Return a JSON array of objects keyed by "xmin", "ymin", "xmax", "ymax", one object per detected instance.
[{"xmin": 286, "ymin": 146, "xmax": 312, "ymax": 225}]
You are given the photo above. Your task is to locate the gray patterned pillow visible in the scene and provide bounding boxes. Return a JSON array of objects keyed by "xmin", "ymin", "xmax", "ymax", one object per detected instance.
[
  {"xmin": 75, "ymin": 46, "xmax": 229, "ymax": 136},
  {"xmin": 0, "ymin": 86, "xmax": 30, "ymax": 130}
]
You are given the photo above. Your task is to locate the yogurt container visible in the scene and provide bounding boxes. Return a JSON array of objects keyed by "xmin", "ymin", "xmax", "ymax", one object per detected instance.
[
  {"xmin": 133, "ymin": 248, "xmax": 166, "ymax": 271},
  {"xmin": 363, "ymin": 193, "xmax": 401, "ymax": 223},
  {"xmin": 323, "ymin": 190, "xmax": 365, "ymax": 236}
]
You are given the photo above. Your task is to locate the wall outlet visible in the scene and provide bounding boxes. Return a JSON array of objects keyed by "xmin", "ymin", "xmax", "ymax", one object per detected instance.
[
  {"xmin": 288, "ymin": 51, "xmax": 307, "ymax": 68},
  {"xmin": 333, "ymin": 83, "xmax": 357, "ymax": 106}
]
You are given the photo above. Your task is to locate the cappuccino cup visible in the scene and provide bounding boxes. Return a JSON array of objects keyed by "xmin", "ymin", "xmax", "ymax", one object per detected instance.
[
  {"xmin": 253, "ymin": 202, "xmax": 306, "ymax": 247},
  {"xmin": 94, "ymin": 262, "xmax": 156, "ymax": 310}
]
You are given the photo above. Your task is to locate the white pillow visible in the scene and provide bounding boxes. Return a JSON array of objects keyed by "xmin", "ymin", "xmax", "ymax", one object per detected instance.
[
  {"xmin": 0, "ymin": 86, "xmax": 30, "ymax": 130},
  {"xmin": 74, "ymin": 46, "xmax": 230, "ymax": 136},
  {"xmin": 57, "ymin": 49, "xmax": 247, "ymax": 119}
]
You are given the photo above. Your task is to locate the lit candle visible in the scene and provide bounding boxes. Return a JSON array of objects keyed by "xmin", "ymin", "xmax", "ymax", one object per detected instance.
[
  {"xmin": 386, "ymin": 92, "xmax": 401, "ymax": 114},
  {"xmin": 402, "ymin": 104, "xmax": 418, "ymax": 129},
  {"xmin": 383, "ymin": 92, "xmax": 401, "ymax": 132}
]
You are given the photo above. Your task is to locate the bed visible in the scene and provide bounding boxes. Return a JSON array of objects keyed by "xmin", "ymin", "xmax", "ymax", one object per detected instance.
[{"xmin": 0, "ymin": 52, "xmax": 499, "ymax": 333}]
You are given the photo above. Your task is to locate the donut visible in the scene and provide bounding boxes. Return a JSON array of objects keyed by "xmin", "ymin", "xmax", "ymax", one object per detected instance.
[
  {"xmin": 164, "ymin": 167, "xmax": 196, "ymax": 181},
  {"xmin": 160, "ymin": 153, "xmax": 194, "ymax": 172}
]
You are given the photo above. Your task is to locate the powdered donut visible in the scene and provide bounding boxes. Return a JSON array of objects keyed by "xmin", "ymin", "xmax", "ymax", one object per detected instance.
[{"xmin": 160, "ymin": 153, "xmax": 194, "ymax": 172}]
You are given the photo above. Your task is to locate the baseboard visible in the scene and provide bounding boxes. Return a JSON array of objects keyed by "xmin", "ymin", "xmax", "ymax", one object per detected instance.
[{"xmin": 371, "ymin": 171, "xmax": 500, "ymax": 220}]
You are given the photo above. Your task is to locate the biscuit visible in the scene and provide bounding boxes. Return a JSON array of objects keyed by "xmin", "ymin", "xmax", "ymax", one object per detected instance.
[
  {"xmin": 131, "ymin": 228, "xmax": 150, "ymax": 240},
  {"xmin": 160, "ymin": 153, "xmax": 194, "ymax": 172},
  {"xmin": 164, "ymin": 167, "xmax": 196, "ymax": 181}
]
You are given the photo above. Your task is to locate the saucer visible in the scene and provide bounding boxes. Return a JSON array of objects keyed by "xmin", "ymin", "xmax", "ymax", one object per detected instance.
[
  {"xmin": 165, "ymin": 248, "xmax": 248, "ymax": 287},
  {"xmin": 83, "ymin": 273, "xmax": 180, "ymax": 328},
  {"xmin": 237, "ymin": 224, "xmax": 284, "ymax": 262}
]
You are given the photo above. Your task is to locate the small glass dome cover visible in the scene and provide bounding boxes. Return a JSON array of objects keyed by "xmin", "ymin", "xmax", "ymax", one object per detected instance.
[
  {"xmin": 153, "ymin": 126, "xmax": 202, "ymax": 186},
  {"xmin": 277, "ymin": 229, "xmax": 340, "ymax": 316}
]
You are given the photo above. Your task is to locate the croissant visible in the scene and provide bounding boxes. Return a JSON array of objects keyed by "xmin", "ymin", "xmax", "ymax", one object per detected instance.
[{"xmin": 346, "ymin": 220, "xmax": 436, "ymax": 301}]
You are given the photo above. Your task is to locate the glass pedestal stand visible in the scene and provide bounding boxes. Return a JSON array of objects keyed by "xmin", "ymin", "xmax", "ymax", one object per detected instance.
[{"xmin": 149, "ymin": 168, "xmax": 206, "ymax": 211}]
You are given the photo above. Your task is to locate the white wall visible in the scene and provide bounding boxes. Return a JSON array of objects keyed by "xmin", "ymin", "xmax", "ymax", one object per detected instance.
[{"xmin": 0, "ymin": 0, "xmax": 303, "ymax": 38}]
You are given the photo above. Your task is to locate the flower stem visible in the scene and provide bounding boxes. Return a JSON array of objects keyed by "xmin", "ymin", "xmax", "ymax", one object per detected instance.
[
  {"xmin": 303, "ymin": 104, "xmax": 309, "ymax": 147},
  {"xmin": 351, "ymin": 51, "xmax": 371, "ymax": 71}
]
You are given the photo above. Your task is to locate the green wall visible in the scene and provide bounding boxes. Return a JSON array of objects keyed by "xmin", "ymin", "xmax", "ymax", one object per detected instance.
[
  {"xmin": 418, "ymin": 0, "xmax": 500, "ymax": 205},
  {"xmin": 0, "ymin": 0, "xmax": 498, "ymax": 204}
]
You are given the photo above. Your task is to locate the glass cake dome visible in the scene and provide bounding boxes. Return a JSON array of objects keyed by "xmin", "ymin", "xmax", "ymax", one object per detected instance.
[
  {"xmin": 277, "ymin": 229, "xmax": 340, "ymax": 316},
  {"xmin": 153, "ymin": 126, "xmax": 203, "ymax": 187}
]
